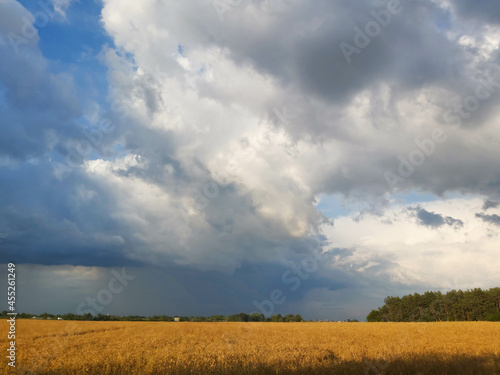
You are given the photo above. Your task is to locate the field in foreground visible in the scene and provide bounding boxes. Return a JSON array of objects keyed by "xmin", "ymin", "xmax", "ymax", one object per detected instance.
[{"xmin": 2, "ymin": 321, "xmax": 500, "ymax": 374}]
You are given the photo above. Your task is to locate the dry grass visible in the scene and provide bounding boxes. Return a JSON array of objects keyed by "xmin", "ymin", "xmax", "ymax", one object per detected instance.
[{"xmin": 2, "ymin": 320, "xmax": 499, "ymax": 374}]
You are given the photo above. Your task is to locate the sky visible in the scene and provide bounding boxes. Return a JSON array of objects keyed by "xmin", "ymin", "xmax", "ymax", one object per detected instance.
[{"xmin": 0, "ymin": 0, "xmax": 499, "ymax": 321}]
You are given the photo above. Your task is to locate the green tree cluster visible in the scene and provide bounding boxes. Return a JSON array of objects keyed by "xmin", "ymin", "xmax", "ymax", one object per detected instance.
[{"xmin": 367, "ymin": 287, "xmax": 500, "ymax": 322}]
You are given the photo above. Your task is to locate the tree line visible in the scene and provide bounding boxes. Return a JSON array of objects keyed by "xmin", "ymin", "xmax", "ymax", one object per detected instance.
[
  {"xmin": 0, "ymin": 310, "xmax": 304, "ymax": 322},
  {"xmin": 367, "ymin": 287, "xmax": 500, "ymax": 322}
]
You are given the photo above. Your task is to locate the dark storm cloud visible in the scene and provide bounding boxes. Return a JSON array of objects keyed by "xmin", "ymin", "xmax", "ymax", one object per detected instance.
[
  {"xmin": 475, "ymin": 213, "xmax": 500, "ymax": 226},
  {"xmin": 0, "ymin": 2, "xmax": 83, "ymax": 161},
  {"xmin": 452, "ymin": 0, "xmax": 500, "ymax": 24},
  {"xmin": 482, "ymin": 200, "xmax": 500, "ymax": 210},
  {"xmin": 408, "ymin": 206, "xmax": 463, "ymax": 229},
  {"xmin": 184, "ymin": 0, "xmax": 467, "ymax": 110},
  {"xmin": 0, "ymin": 161, "xmax": 144, "ymax": 267}
]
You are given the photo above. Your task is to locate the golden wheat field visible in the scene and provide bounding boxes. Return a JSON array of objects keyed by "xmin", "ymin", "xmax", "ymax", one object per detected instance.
[{"xmin": 2, "ymin": 320, "xmax": 499, "ymax": 374}]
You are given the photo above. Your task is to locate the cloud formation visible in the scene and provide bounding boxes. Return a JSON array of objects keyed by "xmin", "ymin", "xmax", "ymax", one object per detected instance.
[
  {"xmin": 409, "ymin": 206, "xmax": 464, "ymax": 229},
  {"xmin": 1, "ymin": 0, "xmax": 500, "ymax": 318},
  {"xmin": 482, "ymin": 200, "xmax": 500, "ymax": 210},
  {"xmin": 476, "ymin": 213, "xmax": 500, "ymax": 226}
]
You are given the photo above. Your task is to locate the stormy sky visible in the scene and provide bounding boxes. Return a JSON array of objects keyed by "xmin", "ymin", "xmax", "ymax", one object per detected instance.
[{"xmin": 0, "ymin": 0, "xmax": 499, "ymax": 320}]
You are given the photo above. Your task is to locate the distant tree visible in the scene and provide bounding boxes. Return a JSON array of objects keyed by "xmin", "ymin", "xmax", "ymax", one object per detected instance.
[
  {"xmin": 238, "ymin": 313, "xmax": 250, "ymax": 322},
  {"xmin": 249, "ymin": 313, "xmax": 265, "ymax": 322},
  {"xmin": 485, "ymin": 311, "xmax": 500, "ymax": 321},
  {"xmin": 83, "ymin": 313, "xmax": 93, "ymax": 321},
  {"xmin": 282, "ymin": 314, "xmax": 303, "ymax": 322},
  {"xmin": 366, "ymin": 310, "xmax": 381, "ymax": 322},
  {"xmin": 270, "ymin": 314, "xmax": 284, "ymax": 322},
  {"xmin": 284, "ymin": 314, "xmax": 295, "ymax": 322},
  {"xmin": 227, "ymin": 313, "xmax": 250, "ymax": 322},
  {"xmin": 209, "ymin": 315, "xmax": 225, "ymax": 322}
]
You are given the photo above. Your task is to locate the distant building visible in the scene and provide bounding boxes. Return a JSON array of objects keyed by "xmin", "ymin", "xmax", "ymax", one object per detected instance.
[
  {"xmin": 57, "ymin": 317, "xmax": 63, "ymax": 320},
  {"xmin": 174, "ymin": 317, "xmax": 180, "ymax": 322}
]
